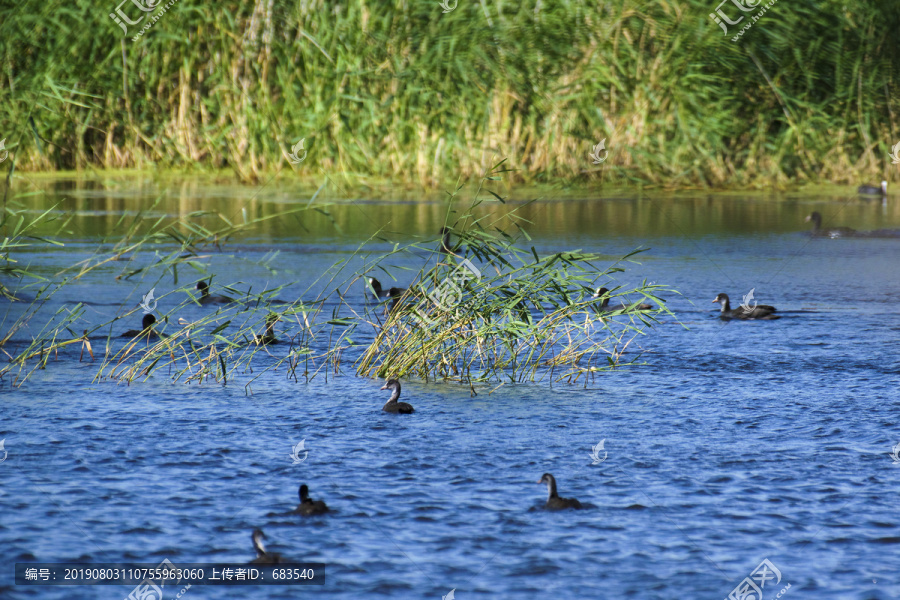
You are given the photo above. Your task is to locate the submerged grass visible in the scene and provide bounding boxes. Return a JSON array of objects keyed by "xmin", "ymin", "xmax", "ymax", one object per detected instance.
[{"xmin": 0, "ymin": 0, "xmax": 898, "ymax": 188}]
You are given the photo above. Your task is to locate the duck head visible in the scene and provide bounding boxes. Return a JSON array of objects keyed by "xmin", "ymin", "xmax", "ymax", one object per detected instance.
[
  {"xmin": 537, "ymin": 473, "xmax": 559, "ymax": 499},
  {"xmin": 251, "ymin": 529, "xmax": 267, "ymax": 555}
]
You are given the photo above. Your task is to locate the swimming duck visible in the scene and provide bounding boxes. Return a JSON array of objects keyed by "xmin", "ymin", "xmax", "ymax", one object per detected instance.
[
  {"xmin": 253, "ymin": 314, "xmax": 279, "ymax": 345},
  {"xmin": 386, "ymin": 287, "xmax": 409, "ymax": 314},
  {"xmin": 380, "ymin": 379, "xmax": 415, "ymax": 414},
  {"xmin": 121, "ymin": 314, "xmax": 163, "ymax": 338},
  {"xmin": 295, "ymin": 484, "xmax": 329, "ymax": 516},
  {"xmin": 440, "ymin": 226, "xmax": 460, "ymax": 255},
  {"xmin": 857, "ymin": 180, "xmax": 887, "ymax": 196},
  {"xmin": 367, "ymin": 277, "xmax": 393, "ymax": 299},
  {"xmin": 593, "ymin": 287, "xmax": 652, "ymax": 311},
  {"xmin": 249, "ymin": 529, "xmax": 284, "ymax": 564},
  {"xmin": 537, "ymin": 473, "xmax": 583, "ymax": 510},
  {"xmin": 195, "ymin": 280, "xmax": 234, "ymax": 305},
  {"xmin": 805, "ymin": 212, "xmax": 856, "ymax": 238},
  {"xmin": 712, "ymin": 293, "xmax": 779, "ymax": 320}
]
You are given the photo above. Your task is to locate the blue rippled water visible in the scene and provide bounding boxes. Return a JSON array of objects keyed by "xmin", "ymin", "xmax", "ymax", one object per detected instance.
[{"xmin": 2, "ymin": 191, "xmax": 900, "ymax": 599}]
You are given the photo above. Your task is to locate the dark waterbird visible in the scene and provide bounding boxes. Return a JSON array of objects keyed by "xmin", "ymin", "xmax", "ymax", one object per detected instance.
[
  {"xmin": 805, "ymin": 212, "xmax": 856, "ymax": 238},
  {"xmin": 249, "ymin": 529, "xmax": 285, "ymax": 564},
  {"xmin": 295, "ymin": 484, "xmax": 329, "ymax": 516},
  {"xmin": 386, "ymin": 287, "xmax": 408, "ymax": 314},
  {"xmin": 195, "ymin": 280, "xmax": 234, "ymax": 305},
  {"xmin": 712, "ymin": 293, "xmax": 779, "ymax": 320},
  {"xmin": 380, "ymin": 379, "xmax": 415, "ymax": 414},
  {"xmin": 593, "ymin": 287, "xmax": 652, "ymax": 311},
  {"xmin": 537, "ymin": 473, "xmax": 583, "ymax": 510},
  {"xmin": 121, "ymin": 313, "xmax": 163, "ymax": 338},
  {"xmin": 440, "ymin": 226, "xmax": 460, "ymax": 255},
  {"xmin": 857, "ymin": 180, "xmax": 887, "ymax": 196},
  {"xmin": 252, "ymin": 314, "xmax": 279, "ymax": 345},
  {"xmin": 368, "ymin": 277, "xmax": 408, "ymax": 314},
  {"xmin": 367, "ymin": 277, "xmax": 396, "ymax": 299}
]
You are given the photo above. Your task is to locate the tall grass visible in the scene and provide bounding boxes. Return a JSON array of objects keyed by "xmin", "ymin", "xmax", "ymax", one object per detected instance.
[{"xmin": 0, "ymin": 0, "xmax": 897, "ymax": 187}]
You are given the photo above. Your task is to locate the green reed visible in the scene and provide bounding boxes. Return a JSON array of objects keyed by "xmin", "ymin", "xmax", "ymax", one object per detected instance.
[
  {"xmin": 356, "ymin": 164, "xmax": 674, "ymax": 384},
  {"xmin": 0, "ymin": 0, "xmax": 897, "ymax": 188},
  {"xmin": 0, "ymin": 178, "xmax": 355, "ymax": 387},
  {"xmin": 1, "ymin": 161, "xmax": 678, "ymax": 389}
]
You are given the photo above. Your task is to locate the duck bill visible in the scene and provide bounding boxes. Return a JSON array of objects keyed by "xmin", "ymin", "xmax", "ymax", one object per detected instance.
[
  {"xmin": 379, "ymin": 384, "xmax": 388, "ymax": 390},
  {"xmin": 711, "ymin": 298, "xmax": 718, "ymax": 303}
]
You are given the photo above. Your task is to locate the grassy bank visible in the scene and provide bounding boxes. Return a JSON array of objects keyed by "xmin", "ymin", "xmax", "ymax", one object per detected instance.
[{"xmin": 1, "ymin": 0, "xmax": 898, "ymax": 188}]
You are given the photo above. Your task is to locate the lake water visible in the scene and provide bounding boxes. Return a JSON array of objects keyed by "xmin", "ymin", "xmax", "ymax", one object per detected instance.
[{"xmin": 2, "ymin": 179, "xmax": 900, "ymax": 599}]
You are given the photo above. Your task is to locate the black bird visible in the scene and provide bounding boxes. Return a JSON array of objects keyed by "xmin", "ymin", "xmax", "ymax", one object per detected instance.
[
  {"xmin": 379, "ymin": 379, "xmax": 415, "ymax": 414},
  {"xmin": 857, "ymin": 180, "xmax": 887, "ymax": 196},
  {"xmin": 369, "ymin": 278, "xmax": 408, "ymax": 314},
  {"xmin": 537, "ymin": 473, "xmax": 583, "ymax": 510},
  {"xmin": 249, "ymin": 529, "xmax": 284, "ymax": 564},
  {"xmin": 593, "ymin": 287, "xmax": 652, "ymax": 311},
  {"xmin": 195, "ymin": 280, "xmax": 234, "ymax": 305},
  {"xmin": 253, "ymin": 314, "xmax": 279, "ymax": 345},
  {"xmin": 805, "ymin": 212, "xmax": 856, "ymax": 238},
  {"xmin": 386, "ymin": 287, "xmax": 409, "ymax": 314},
  {"xmin": 712, "ymin": 293, "xmax": 779, "ymax": 320},
  {"xmin": 121, "ymin": 314, "xmax": 163, "ymax": 338},
  {"xmin": 295, "ymin": 484, "xmax": 329, "ymax": 516},
  {"xmin": 439, "ymin": 226, "xmax": 460, "ymax": 255},
  {"xmin": 367, "ymin": 277, "xmax": 393, "ymax": 299}
]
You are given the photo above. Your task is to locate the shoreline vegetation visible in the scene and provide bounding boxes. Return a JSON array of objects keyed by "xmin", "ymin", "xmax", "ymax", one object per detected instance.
[{"xmin": 1, "ymin": 0, "xmax": 898, "ymax": 189}]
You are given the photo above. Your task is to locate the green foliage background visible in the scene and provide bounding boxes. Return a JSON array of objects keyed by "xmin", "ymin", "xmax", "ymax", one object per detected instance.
[{"xmin": 1, "ymin": 0, "xmax": 898, "ymax": 187}]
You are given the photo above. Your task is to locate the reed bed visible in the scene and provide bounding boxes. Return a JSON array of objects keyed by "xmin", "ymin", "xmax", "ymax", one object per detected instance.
[
  {"xmin": 356, "ymin": 162, "xmax": 675, "ymax": 383},
  {"xmin": 0, "ymin": 0, "xmax": 897, "ymax": 187},
  {"xmin": 0, "ymin": 186, "xmax": 358, "ymax": 388},
  {"xmin": 1, "ymin": 164, "xmax": 677, "ymax": 389}
]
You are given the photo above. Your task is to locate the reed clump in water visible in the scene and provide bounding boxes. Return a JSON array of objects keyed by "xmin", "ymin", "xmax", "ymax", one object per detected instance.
[
  {"xmin": 0, "ymin": 185, "xmax": 356, "ymax": 388},
  {"xmin": 357, "ymin": 163, "xmax": 675, "ymax": 384},
  {"xmin": 1, "ymin": 164, "xmax": 677, "ymax": 389},
  {"xmin": 357, "ymin": 240, "xmax": 670, "ymax": 385}
]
